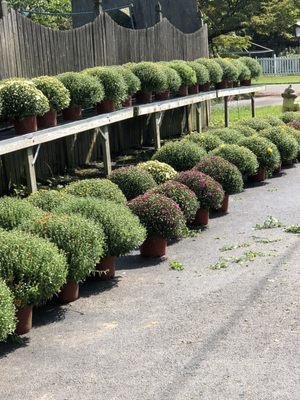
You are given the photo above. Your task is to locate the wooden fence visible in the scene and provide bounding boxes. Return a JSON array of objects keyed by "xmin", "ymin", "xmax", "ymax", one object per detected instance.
[{"xmin": 257, "ymin": 56, "xmax": 300, "ymax": 76}]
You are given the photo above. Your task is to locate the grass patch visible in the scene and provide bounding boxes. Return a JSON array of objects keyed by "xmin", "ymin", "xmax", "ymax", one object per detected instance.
[{"xmin": 254, "ymin": 75, "xmax": 300, "ymax": 85}]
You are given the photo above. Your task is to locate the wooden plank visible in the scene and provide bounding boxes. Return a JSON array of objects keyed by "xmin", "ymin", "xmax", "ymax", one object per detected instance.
[
  {"xmin": 153, "ymin": 112, "xmax": 164, "ymax": 149},
  {"xmin": 224, "ymin": 96, "xmax": 229, "ymax": 128},
  {"xmin": 195, "ymin": 103, "xmax": 202, "ymax": 133},
  {"xmin": 99, "ymin": 126, "xmax": 112, "ymax": 175},
  {"xmin": 24, "ymin": 147, "xmax": 37, "ymax": 193},
  {"xmin": 216, "ymin": 85, "xmax": 266, "ymax": 98}
]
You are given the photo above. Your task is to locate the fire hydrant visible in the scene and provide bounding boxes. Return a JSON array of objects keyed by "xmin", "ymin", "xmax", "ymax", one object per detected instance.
[{"xmin": 282, "ymin": 85, "xmax": 299, "ymax": 112}]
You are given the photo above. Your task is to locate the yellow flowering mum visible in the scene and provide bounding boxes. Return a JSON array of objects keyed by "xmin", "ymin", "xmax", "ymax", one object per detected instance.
[{"xmin": 267, "ymin": 147, "xmax": 273, "ymax": 153}]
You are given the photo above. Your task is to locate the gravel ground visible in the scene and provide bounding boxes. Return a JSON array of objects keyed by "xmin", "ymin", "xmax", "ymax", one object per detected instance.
[{"xmin": 0, "ymin": 165, "xmax": 299, "ymax": 400}]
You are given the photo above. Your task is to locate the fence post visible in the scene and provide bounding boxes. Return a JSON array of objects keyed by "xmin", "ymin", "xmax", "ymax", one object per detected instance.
[
  {"xmin": 156, "ymin": 2, "xmax": 163, "ymax": 22},
  {"xmin": 224, "ymin": 96, "xmax": 229, "ymax": 127},
  {"xmin": 273, "ymin": 54, "xmax": 277, "ymax": 75},
  {"xmin": 251, "ymin": 93, "xmax": 256, "ymax": 118},
  {"xmin": 24, "ymin": 147, "xmax": 38, "ymax": 194},
  {"xmin": 99, "ymin": 126, "xmax": 112, "ymax": 176},
  {"xmin": 0, "ymin": 0, "xmax": 8, "ymax": 17}
]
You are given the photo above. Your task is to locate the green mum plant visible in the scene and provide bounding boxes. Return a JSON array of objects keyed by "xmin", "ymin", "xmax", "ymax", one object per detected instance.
[
  {"xmin": 260, "ymin": 126, "xmax": 299, "ymax": 162},
  {"xmin": 280, "ymin": 111, "xmax": 300, "ymax": 124},
  {"xmin": 211, "ymin": 144, "xmax": 259, "ymax": 176},
  {"xmin": 0, "ymin": 80, "xmax": 49, "ymax": 120},
  {"xmin": 187, "ymin": 61, "xmax": 210, "ymax": 85},
  {"xmin": 64, "ymin": 179, "xmax": 127, "ymax": 205},
  {"xmin": 239, "ymin": 57, "xmax": 262, "ymax": 79},
  {"xmin": 209, "ymin": 128, "xmax": 244, "ymax": 144},
  {"xmin": 55, "ymin": 197, "xmax": 146, "ymax": 257},
  {"xmin": 193, "ymin": 155, "xmax": 244, "ymax": 195},
  {"xmin": 84, "ymin": 67, "xmax": 127, "ymax": 104},
  {"xmin": 195, "ymin": 58, "xmax": 223, "ymax": 84},
  {"xmin": 157, "ymin": 63, "xmax": 182, "ymax": 93},
  {"xmin": 233, "ymin": 125, "xmax": 257, "ymax": 137},
  {"xmin": 229, "ymin": 59, "xmax": 251, "ymax": 82},
  {"xmin": 183, "ymin": 132, "xmax": 223, "ymax": 152},
  {"xmin": 239, "ymin": 136, "xmax": 281, "ymax": 171},
  {"xmin": 57, "ymin": 72, "xmax": 104, "ymax": 108},
  {"xmin": 0, "ymin": 197, "xmax": 45, "ymax": 229},
  {"xmin": 137, "ymin": 160, "xmax": 177, "ymax": 184},
  {"xmin": 167, "ymin": 60, "xmax": 197, "ymax": 86},
  {"xmin": 238, "ymin": 117, "xmax": 271, "ymax": 132},
  {"xmin": 0, "ymin": 229, "xmax": 68, "ymax": 308},
  {"xmin": 0, "ymin": 279, "xmax": 16, "ymax": 342},
  {"xmin": 109, "ymin": 166, "xmax": 157, "ymax": 200},
  {"xmin": 27, "ymin": 189, "xmax": 75, "ymax": 212},
  {"xmin": 32, "ymin": 76, "xmax": 70, "ymax": 111},
  {"xmin": 112, "ymin": 65, "xmax": 141, "ymax": 96},
  {"xmin": 260, "ymin": 116, "xmax": 285, "ymax": 127},
  {"xmin": 152, "ymin": 141, "xmax": 207, "ymax": 171},
  {"xmin": 130, "ymin": 62, "xmax": 168, "ymax": 92},
  {"xmin": 176, "ymin": 170, "xmax": 224, "ymax": 210},
  {"xmin": 128, "ymin": 193, "xmax": 186, "ymax": 240},
  {"xmin": 286, "ymin": 123, "xmax": 300, "ymax": 158},
  {"xmin": 148, "ymin": 180, "xmax": 199, "ymax": 223},
  {"xmin": 214, "ymin": 58, "xmax": 239, "ymax": 82}
]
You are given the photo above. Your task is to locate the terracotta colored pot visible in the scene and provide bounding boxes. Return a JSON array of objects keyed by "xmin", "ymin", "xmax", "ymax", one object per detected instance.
[
  {"xmin": 215, "ymin": 80, "xmax": 228, "ymax": 90},
  {"xmin": 220, "ymin": 194, "xmax": 229, "ymax": 213},
  {"xmin": 241, "ymin": 79, "xmax": 252, "ymax": 86},
  {"xmin": 193, "ymin": 208, "xmax": 209, "ymax": 226},
  {"xmin": 227, "ymin": 81, "xmax": 234, "ymax": 88},
  {"xmin": 188, "ymin": 84, "xmax": 199, "ymax": 95},
  {"xmin": 283, "ymin": 159, "xmax": 294, "ymax": 167},
  {"xmin": 13, "ymin": 116, "xmax": 37, "ymax": 134},
  {"xmin": 96, "ymin": 99, "xmax": 116, "ymax": 114},
  {"xmin": 273, "ymin": 164, "xmax": 282, "ymax": 174},
  {"xmin": 137, "ymin": 91, "xmax": 153, "ymax": 104},
  {"xmin": 177, "ymin": 85, "xmax": 189, "ymax": 97},
  {"xmin": 249, "ymin": 168, "xmax": 266, "ymax": 182},
  {"xmin": 95, "ymin": 255, "xmax": 116, "ymax": 280},
  {"xmin": 16, "ymin": 305, "xmax": 33, "ymax": 335},
  {"xmin": 155, "ymin": 90, "xmax": 170, "ymax": 101},
  {"xmin": 122, "ymin": 96, "xmax": 133, "ymax": 107},
  {"xmin": 58, "ymin": 280, "xmax": 79, "ymax": 303},
  {"xmin": 199, "ymin": 82, "xmax": 211, "ymax": 92},
  {"xmin": 37, "ymin": 110, "xmax": 57, "ymax": 129},
  {"xmin": 140, "ymin": 236, "xmax": 167, "ymax": 258},
  {"xmin": 233, "ymin": 81, "xmax": 239, "ymax": 88},
  {"xmin": 62, "ymin": 106, "xmax": 82, "ymax": 121}
]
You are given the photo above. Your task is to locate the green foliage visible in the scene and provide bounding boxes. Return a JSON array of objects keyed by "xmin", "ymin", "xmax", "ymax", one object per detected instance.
[
  {"xmin": 112, "ymin": 66, "xmax": 141, "ymax": 96},
  {"xmin": 130, "ymin": 62, "xmax": 168, "ymax": 92},
  {"xmin": 152, "ymin": 141, "xmax": 207, "ymax": 171},
  {"xmin": 239, "ymin": 57, "xmax": 262, "ymax": 79},
  {"xmin": 238, "ymin": 117, "xmax": 271, "ymax": 131},
  {"xmin": 260, "ymin": 126, "xmax": 299, "ymax": 162},
  {"xmin": 211, "ymin": 144, "xmax": 259, "ymax": 175},
  {"xmin": 229, "ymin": 59, "xmax": 251, "ymax": 81},
  {"xmin": 0, "ymin": 80, "xmax": 49, "ymax": 119},
  {"xmin": 187, "ymin": 61, "xmax": 210, "ymax": 85},
  {"xmin": 137, "ymin": 160, "xmax": 177, "ymax": 184},
  {"xmin": 64, "ymin": 179, "xmax": 127, "ymax": 205},
  {"xmin": 195, "ymin": 58, "xmax": 223, "ymax": 84},
  {"xmin": 285, "ymin": 124, "xmax": 300, "ymax": 157},
  {"xmin": 167, "ymin": 61, "xmax": 197, "ymax": 86},
  {"xmin": 84, "ymin": 67, "xmax": 127, "ymax": 103},
  {"xmin": 169, "ymin": 261, "xmax": 184, "ymax": 271},
  {"xmin": 212, "ymin": 34, "xmax": 252, "ymax": 57},
  {"xmin": 27, "ymin": 190, "xmax": 75, "ymax": 212},
  {"xmin": 57, "ymin": 72, "xmax": 104, "ymax": 108},
  {"xmin": 239, "ymin": 135, "xmax": 281, "ymax": 170},
  {"xmin": 55, "ymin": 197, "xmax": 146, "ymax": 257},
  {"xmin": 176, "ymin": 170, "xmax": 224, "ymax": 209},
  {"xmin": 128, "ymin": 193, "xmax": 186, "ymax": 240},
  {"xmin": 281, "ymin": 111, "xmax": 300, "ymax": 123},
  {"xmin": 157, "ymin": 64, "xmax": 182, "ymax": 93},
  {"xmin": 32, "ymin": 76, "xmax": 70, "ymax": 111},
  {"xmin": 233, "ymin": 125, "xmax": 257, "ymax": 137},
  {"xmin": 209, "ymin": 128, "xmax": 244, "ymax": 144},
  {"xmin": 254, "ymin": 215, "xmax": 283, "ymax": 230},
  {"xmin": 193, "ymin": 155, "xmax": 244, "ymax": 195},
  {"xmin": 149, "ymin": 180, "xmax": 199, "ymax": 223},
  {"xmin": 214, "ymin": 58, "xmax": 239, "ymax": 82},
  {"xmin": 0, "ymin": 279, "xmax": 16, "ymax": 342},
  {"xmin": 0, "ymin": 229, "xmax": 68, "ymax": 307},
  {"xmin": 109, "ymin": 166, "xmax": 157, "ymax": 200},
  {"xmin": 285, "ymin": 225, "xmax": 300, "ymax": 233},
  {"xmin": 261, "ymin": 116, "xmax": 285, "ymax": 127},
  {"xmin": 184, "ymin": 131, "xmax": 223, "ymax": 151}
]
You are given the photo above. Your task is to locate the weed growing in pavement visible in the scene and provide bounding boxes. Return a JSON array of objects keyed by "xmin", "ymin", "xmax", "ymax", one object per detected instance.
[
  {"xmin": 251, "ymin": 236, "xmax": 283, "ymax": 244},
  {"xmin": 285, "ymin": 225, "xmax": 300, "ymax": 234},
  {"xmin": 267, "ymin": 186, "xmax": 278, "ymax": 193},
  {"xmin": 169, "ymin": 261, "xmax": 185, "ymax": 271},
  {"xmin": 219, "ymin": 242, "xmax": 250, "ymax": 252},
  {"xmin": 254, "ymin": 216, "xmax": 283, "ymax": 230}
]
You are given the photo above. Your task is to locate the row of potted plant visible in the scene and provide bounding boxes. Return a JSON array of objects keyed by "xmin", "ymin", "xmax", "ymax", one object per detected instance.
[{"xmin": 0, "ymin": 57, "xmax": 262, "ymax": 134}]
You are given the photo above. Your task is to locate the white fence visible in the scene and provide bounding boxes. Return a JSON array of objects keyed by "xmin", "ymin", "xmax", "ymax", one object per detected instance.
[{"xmin": 257, "ymin": 56, "xmax": 300, "ymax": 75}]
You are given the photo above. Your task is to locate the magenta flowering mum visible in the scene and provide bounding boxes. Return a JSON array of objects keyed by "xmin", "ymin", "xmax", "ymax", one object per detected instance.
[
  {"xmin": 175, "ymin": 170, "xmax": 224, "ymax": 210},
  {"xmin": 128, "ymin": 193, "xmax": 186, "ymax": 240}
]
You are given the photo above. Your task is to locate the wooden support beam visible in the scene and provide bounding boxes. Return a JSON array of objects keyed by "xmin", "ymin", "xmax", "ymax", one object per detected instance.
[
  {"xmin": 65, "ymin": 134, "xmax": 77, "ymax": 170},
  {"xmin": 24, "ymin": 147, "xmax": 37, "ymax": 194},
  {"xmin": 153, "ymin": 111, "xmax": 164, "ymax": 149},
  {"xmin": 224, "ymin": 96, "xmax": 229, "ymax": 127},
  {"xmin": 251, "ymin": 93, "xmax": 256, "ymax": 118},
  {"xmin": 185, "ymin": 105, "xmax": 192, "ymax": 132},
  {"xmin": 195, "ymin": 103, "xmax": 202, "ymax": 133},
  {"xmin": 205, "ymin": 100, "xmax": 210, "ymax": 128},
  {"xmin": 99, "ymin": 126, "xmax": 112, "ymax": 176}
]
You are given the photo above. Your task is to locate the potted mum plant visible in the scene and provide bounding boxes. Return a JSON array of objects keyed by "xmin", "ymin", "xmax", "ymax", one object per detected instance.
[
  {"xmin": 152, "ymin": 140, "xmax": 207, "ymax": 171},
  {"xmin": 130, "ymin": 62, "xmax": 168, "ymax": 104},
  {"xmin": 228, "ymin": 59, "xmax": 251, "ymax": 87},
  {"xmin": 0, "ymin": 229, "xmax": 68, "ymax": 335},
  {"xmin": 187, "ymin": 61, "xmax": 210, "ymax": 94},
  {"xmin": 193, "ymin": 155, "xmax": 244, "ymax": 213},
  {"xmin": 0, "ymin": 279, "xmax": 16, "ymax": 342},
  {"xmin": 214, "ymin": 58, "xmax": 239, "ymax": 89},
  {"xmin": 195, "ymin": 58, "xmax": 223, "ymax": 91},
  {"xmin": 114, "ymin": 66, "xmax": 141, "ymax": 107},
  {"xmin": 137, "ymin": 160, "xmax": 177, "ymax": 184},
  {"xmin": 84, "ymin": 67, "xmax": 128, "ymax": 113},
  {"xmin": 109, "ymin": 166, "xmax": 157, "ymax": 200},
  {"xmin": 128, "ymin": 193, "xmax": 186, "ymax": 257},
  {"xmin": 209, "ymin": 128, "xmax": 244, "ymax": 144},
  {"xmin": 148, "ymin": 180, "xmax": 199, "ymax": 224},
  {"xmin": 32, "ymin": 76, "xmax": 70, "ymax": 128},
  {"xmin": 156, "ymin": 64, "xmax": 182, "ymax": 100},
  {"xmin": 239, "ymin": 136, "xmax": 281, "ymax": 181},
  {"xmin": 238, "ymin": 117, "xmax": 271, "ymax": 132},
  {"xmin": 167, "ymin": 60, "xmax": 197, "ymax": 96},
  {"xmin": 184, "ymin": 132, "xmax": 223, "ymax": 152},
  {"xmin": 57, "ymin": 72, "xmax": 104, "ymax": 120},
  {"xmin": 239, "ymin": 57, "xmax": 262, "ymax": 85},
  {"xmin": 176, "ymin": 170, "xmax": 224, "ymax": 226},
  {"xmin": 0, "ymin": 80, "xmax": 49, "ymax": 134}
]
